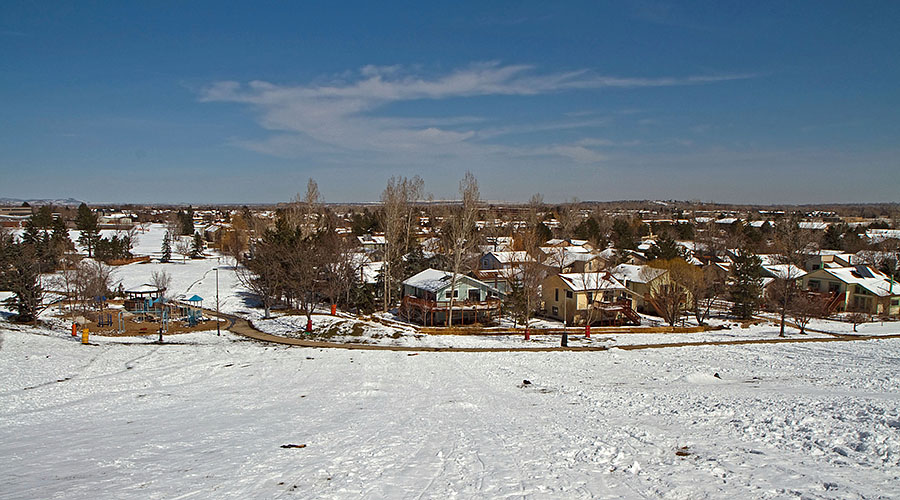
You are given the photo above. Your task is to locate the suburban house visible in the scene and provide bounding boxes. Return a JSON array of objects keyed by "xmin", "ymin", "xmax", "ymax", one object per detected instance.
[
  {"xmin": 399, "ymin": 268, "xmax": 503, "ymax": 325},
  {"xmin": 608, "ymin": 264, "xmax": 669, "ymax": 313},
  {"xmin": 357, "ymin": 234, "xmax": 387, "ymax": 253},
  {"xmin": 540, "ymin": 246, "xmax": 604, "ymax": 273},
  {"xmin": 97, "ymin": 213, "xmax": 135, "ymax": 230},
  {"xmin": 801, "ymin": 265, "xmax": 900, "ymax": 316},
  {"xmin": 803, "ymin": 251, "xmax": 856, "ymax": 272},
  {"xmin": 479, "ymin": 251, "xmax": 535, "ymax": 271},
  {"xmin": 541, "ymin": 272, "xmax": 638, "ymax": 326},
  {"xmin": 759, "ymin": 263, "xmax": 807, "ymax": 289}
]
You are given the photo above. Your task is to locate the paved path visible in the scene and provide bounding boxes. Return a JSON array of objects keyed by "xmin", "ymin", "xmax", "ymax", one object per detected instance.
[{"xmin": 206, "ymin": 310, "xmax": 900, "ymax": 353}]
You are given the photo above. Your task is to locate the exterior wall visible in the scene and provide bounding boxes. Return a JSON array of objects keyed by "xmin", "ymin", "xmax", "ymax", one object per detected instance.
[
  {"xmin": 801, "ymin": 270, "xmax": 900, "ymax": 315},
  {"xmin": 541, "ymin": 275, "xmax": 577, "ymax": 324},
  {"xmin": 541, "ymin": 275, "xmax": 628, "ymax": 325},
  {"xmin": 405, "ymin": 277, "xmax": 496, "ymax": 304},
  {"xmin": 479, "ymin": 254, "xmax": 501, "ymax": 270}
]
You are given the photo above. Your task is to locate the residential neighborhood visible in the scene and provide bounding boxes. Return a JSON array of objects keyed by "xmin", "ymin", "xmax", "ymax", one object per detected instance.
[{"xmin": 3, "ymin": 1, "xmax": 900, "ymax": 498}]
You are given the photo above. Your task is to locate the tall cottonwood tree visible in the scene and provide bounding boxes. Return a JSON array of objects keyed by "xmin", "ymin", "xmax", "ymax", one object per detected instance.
[
  {"xmin": 505, "ymin": 194, "xmax": 546, "ymax": 333},
  {"xmin": 441, "ymin": 172, "xmax": 481, "ymax": 327},
  {"xmin": 378, "ymin": 176, "xmax": 424, "ymax": 312}
]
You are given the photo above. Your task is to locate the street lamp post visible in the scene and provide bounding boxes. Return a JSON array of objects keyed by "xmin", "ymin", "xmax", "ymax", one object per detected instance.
[{"xmin": 216, "ymin": 267, "xmax": 220, "ymax": 336}]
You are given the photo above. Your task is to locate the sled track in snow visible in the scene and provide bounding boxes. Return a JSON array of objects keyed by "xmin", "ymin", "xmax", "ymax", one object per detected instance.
[{"xmin": 205, "ymin": 310, "xmax": 900, "ymax": 352}]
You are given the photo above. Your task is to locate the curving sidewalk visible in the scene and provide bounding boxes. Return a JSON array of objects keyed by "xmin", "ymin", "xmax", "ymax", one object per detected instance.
[{"xmin": 207, "ymin": 310, "xmax": 900, "ymax": 352}]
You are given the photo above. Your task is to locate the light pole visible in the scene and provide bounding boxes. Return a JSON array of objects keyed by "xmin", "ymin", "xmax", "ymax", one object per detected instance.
[{"xmin": 215, "ymin": 267, "xmax": 220, "ymax": 336}]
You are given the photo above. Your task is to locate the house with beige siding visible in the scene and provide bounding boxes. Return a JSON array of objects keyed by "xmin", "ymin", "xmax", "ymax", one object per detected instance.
[
  {"xmin": 801, "ymin": 265, "xmax": 899, "ymax": 316},
  {"xmin": 541, "ymin": 272, "xmax": 638, "ymax": 326}
]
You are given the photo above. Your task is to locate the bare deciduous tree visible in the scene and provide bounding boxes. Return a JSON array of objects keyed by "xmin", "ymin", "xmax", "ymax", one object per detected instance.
[
  {"xmin": 442, "ymin": 172, "xmax": 480, "ymax": 326},
  {"xmin": 378, "ymin": 176, "xmax": 424, "ymax": 313},
  {"xmin": 150, "ymin": 269, "xmax": 172, "ymax": 299},
  {"xmin": 175, "ymin": 236, "xmax": 192, "ymax": 263},
  {"xmin": 505, "ymin": 194, "xmax": 546, "ymax": 333},
  {"xmin": 771, "ymin": 216, "xmax": 815, "ymax": 337},
  {"xmin": 682, "ymin": 266, "xmax": 724, "ymax": 326},
  {"xmin": 789, "ymin": 293, "xmax": 828, "ymax": 334},
  {"xmin": 644, "ymin": 259, "xmax": 693, "ymax": 327}
]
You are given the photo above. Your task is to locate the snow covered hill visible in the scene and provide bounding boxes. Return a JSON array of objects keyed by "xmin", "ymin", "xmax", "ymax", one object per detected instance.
[{"xmin": 2, "ymin": 325, "xmax": 899, "ymax": 498}]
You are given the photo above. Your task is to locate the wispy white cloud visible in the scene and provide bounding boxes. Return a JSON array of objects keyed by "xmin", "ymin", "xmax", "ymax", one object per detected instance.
[{"xmin": 200, "ymin": 62, "xmax": 754, "ymax": 164}]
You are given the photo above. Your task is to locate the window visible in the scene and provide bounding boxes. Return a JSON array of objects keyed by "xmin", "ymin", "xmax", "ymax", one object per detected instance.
[
  {"xmin": 807, "ymin": 280, "xmax": 820, "ymax": 290},
  {"xmin": 828, "ymin": 282, "xmax": 840, "ymax": 293},
  {"xmin": 445, "ymin": 291, "xmax": 452, "ymax": 299},
  {"xmin": 586, "ymin": 292, "xmax": 593, "ymax": 302},
  {"xmin": 555, "ymin": 289, "xmax": 559, "ymax": 301},
  {"xmin": 552, "ymin": 306, "xmax": 559, "ymax": 316},
  {"xmin": 468, "ymin": 289, "xmax": 481, "ymax": 301},
  {"xmin": 566, "ymin": 290, "xmax": 573, "ymax": 299},
  {"xmin": 891, "ymin": 299, "xmax": 899, "ymax": 306},
  {"xmin": 444, "ymin": 290, "xmax": 458, "ymax": 299}
]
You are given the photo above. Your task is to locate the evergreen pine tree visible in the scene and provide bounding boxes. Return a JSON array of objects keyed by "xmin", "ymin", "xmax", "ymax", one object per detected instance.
[
  {"xmin": 75, "ymin": 202, "xmax": 100, "ymax": 257},
  {"xmin": 161, "ymin": 231, "xmax": 172, "ymax": 263},
  {"xmin": 729, "ymin": 251, "xmax": 763, "ymax": 319},
  {"xmin": 646, "ymin": 234, "xmax": 683, "ymax": 261},
  {"xmin": 191, "ymin": 231, "xmax": 204, "ymax": 258}
]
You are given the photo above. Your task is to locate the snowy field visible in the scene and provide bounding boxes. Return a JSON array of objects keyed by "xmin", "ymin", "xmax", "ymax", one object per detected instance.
[{"xmin": 2, "ymin": 324, "xmax": 900, "ymax": 499}]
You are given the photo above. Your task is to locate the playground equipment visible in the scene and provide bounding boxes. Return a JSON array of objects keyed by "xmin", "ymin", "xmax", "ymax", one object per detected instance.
[
  {"xmin": 97, "ymin": 313, "xmax": 113, "ymax": 327},
  {"xmin": 182, "ymin": 295, "xmax": 203, "ymax": 326},
  {"xmin": 117, "ymin": 310, "xmax": 125, "ymax": 334}
]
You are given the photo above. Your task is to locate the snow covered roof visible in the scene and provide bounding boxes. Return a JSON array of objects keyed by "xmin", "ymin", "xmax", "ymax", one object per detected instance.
[
  {"xmin": 798, "ymin": 222, "xmax": 829, "ymax": 230},
  {"xmin": 358, "ymin": 234, "xmax": 386, "ymax": 245},
  {"xmin": 484, "ymin": 251, "xmax": 534, "ymax": 264},
  {"xmin": 609, "ymin": 264, "xmax": 666, "ymax": 284},
  {"xmin": 403, "ymin": 268, "xmax": 500, "ymax": 295},
  {"xmin": 865, "ymin": 229, "xmax": 900, "ymax": 242},
  {"xmin": 821, "ymin": 266, "xmax": 899, "ymax": 297},
  {"xmin": 558, "ymin": 273, "xmax": 626, "ymax": 292},
  {"xmin": 761, "ymin": 264, "xmax": 806, "ymax": 280},
  {"xmin": 124, "ymin": 284, "xmax": 164, "ymax": 294},
  {"xmin": 542, "ymin": 249, "xmax": 597, "ymax": 268}
]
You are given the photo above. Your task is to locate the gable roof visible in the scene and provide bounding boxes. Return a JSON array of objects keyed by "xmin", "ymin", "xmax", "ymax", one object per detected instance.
[
  {"xmin": 483, "ymin": 251, "xmax": 534, "ymax": 264},
  {"xmin": 819, "ymin": 265, "xmax": 898, "ymax": 297},
  {"xmin": 558, "ymin": 272, "xmax": 627, "ymax": 292},
  {"xmin": 403, "ymin": 268, "xmax": 500, "ymax": 295},
  {"xmin": 761, "ymin": 264, "xmax": 806, "ymax": 280},
  {"xmin": 609, "ymin": 264, "xmax": 667, "ymax": 284}
]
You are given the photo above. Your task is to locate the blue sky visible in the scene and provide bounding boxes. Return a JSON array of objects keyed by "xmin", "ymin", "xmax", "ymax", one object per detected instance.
[{"xmin": 1, "ymin": 1, "xmax": 898, "ymax": 204}]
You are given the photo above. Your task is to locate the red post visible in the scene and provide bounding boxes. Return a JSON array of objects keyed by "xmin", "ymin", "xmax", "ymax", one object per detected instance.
[
  {"xmin": 331, "ymin": 304, "xmax": 337, "ymax": 315},
  {"xmin": 524, "ymin": 327, "xmax": 530, "ymax": 341},
  {"xmin": 306, "ymin": 319, "xmax": 312, "ymax": 333},
  {"xmin": 585, "ymin": 324, "xmax": 590, "ymax": 339},
  {"xmin": 71, "ymin": 323, "xmax": 77, "ymax": 337}
]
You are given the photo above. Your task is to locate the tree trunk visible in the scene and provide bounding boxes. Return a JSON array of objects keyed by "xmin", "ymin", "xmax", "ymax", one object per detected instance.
[{"xmin": 447, "ymin": 271, "xmax": 457, "ymax": 327}]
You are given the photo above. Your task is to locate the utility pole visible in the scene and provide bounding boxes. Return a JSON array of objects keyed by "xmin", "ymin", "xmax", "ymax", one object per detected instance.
[{"xmin": 216, "ymin": 267, "xmax": 220, "ymax": 336}]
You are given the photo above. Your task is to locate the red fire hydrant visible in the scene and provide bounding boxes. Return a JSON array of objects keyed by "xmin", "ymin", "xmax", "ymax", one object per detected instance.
[
  {"xmin": 585, "ymin": 324, "xmax": 591, "ymax": 339},
  {"xmin": 524, "ymin": 327, "xmax": 530, "ymax": 341},
  {"xmin": 331, "ymin": 304, "xmax": 337, "ymax": 316},
  {"xmin": 71, "ymin": 323, "xmax": 77, "ymax": 337},
  {"xmin": 306, "ymin": 319, "xmax": 312, "ymax": 333}
]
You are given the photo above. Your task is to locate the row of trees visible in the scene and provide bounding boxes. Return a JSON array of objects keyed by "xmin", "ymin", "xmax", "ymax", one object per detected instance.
[{"xmin": 237, "ymin": 180, "xmax": 358, "ymax": 323}]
